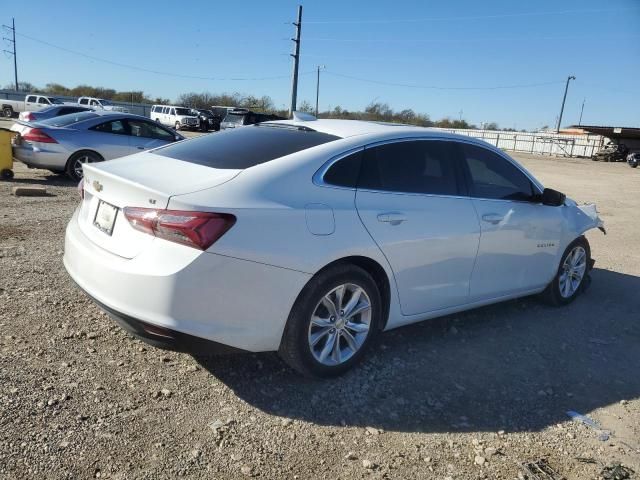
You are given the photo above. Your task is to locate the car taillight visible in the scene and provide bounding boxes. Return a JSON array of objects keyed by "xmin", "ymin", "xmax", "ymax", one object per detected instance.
[
  {"xmin": 22, "ymin": 127, "xmax": 57, "ymax": 144},
  {"xmin": 123, "ymin": 207, "xmax": 236, "ymax": 250},
  {"xmin": 77, "ymin": 178, "xmax": 84, "ymax": 200},
  {"xmin": 24, "ymin": 112, "xmax": 35, "ymax": 122}
]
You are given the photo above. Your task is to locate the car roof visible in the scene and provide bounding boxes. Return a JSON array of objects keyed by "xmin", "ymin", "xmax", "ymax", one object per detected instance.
[
  {"xmin": 83, "ymin": 111, "xmax": 151, "ymax": 121},
  {"xmin": 262, "ymin": 118, "xmax": 470, "ymax": 140}
]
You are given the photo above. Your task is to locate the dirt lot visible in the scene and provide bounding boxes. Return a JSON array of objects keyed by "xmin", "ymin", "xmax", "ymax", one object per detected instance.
[{"xmin": 1, "ymin": 127, "xmax": 639, "ymax": 479}]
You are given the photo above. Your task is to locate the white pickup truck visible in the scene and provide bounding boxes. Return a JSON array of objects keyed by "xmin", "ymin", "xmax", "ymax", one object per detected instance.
[
  {"xmin": 77, "ymin": 96, "xmax": 129, "ymax": 113},
  {"xmin": 2, "ymin": 94, "xmax": 64, "ymax": 118}
]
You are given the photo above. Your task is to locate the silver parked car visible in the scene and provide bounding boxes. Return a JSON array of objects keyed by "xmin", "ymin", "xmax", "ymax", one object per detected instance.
[
  {"xmin": 11, "ymin": 111, "xmax": 184, "ymax": 180},
  {"xmin": 18, "ymin": 104, "xmax": 93, "ymax": 123}
]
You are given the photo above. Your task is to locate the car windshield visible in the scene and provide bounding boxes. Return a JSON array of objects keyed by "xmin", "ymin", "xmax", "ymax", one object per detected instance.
[
  {"xmin": 155, "ymin": 124, "xmax": 340, "ymax": 169},
  {"xmin": 223, "ymin": 113, "xmax": 245, "ymax": 124},
  {"xmin": 175, "ymin": 108, "xmax": 191, "ymax": 116},
  {"xmin": 49, "ymin": 98, "xmax": 64, "ymax": 105},
  {"xmin": 38, "ymin": 111, "xmax": 100, "ymax": 127}
]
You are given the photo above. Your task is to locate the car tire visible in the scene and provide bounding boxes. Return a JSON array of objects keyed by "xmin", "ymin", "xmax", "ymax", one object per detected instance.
[
  {"xmin": 3, "ymin": 106, "xmax": 13, "ymax": 118},
  {"xmin": 542, "ymin": 237, "xmax": 591, "ymax": 306},
  {"xmin": 1, "ymin": 168, "xmax": 14, "ymax": 180},
  {"xmin": 279, "ymin": 263, "xmax": 382, "ymax": 378},
  {"xmin": 66, "ymin": 151, "xmax": 103, "ymax": 182},
  {"xmin": 175, "ymin": 122, "xmax": 181, "ymax": 131}
]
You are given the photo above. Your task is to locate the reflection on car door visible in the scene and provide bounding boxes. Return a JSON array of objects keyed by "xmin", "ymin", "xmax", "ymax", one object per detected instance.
[
  {"xmin": 459, "ymin": 143, "xmax": 563, "ymax": 300},
  {"xmin": 126, "ymin": 120, "xmax": 175, "ymax": 150},
  {"xmin": 86, "ymin": 119, "xmax": 134, "ymax": 159},
  {"xmin": 355, "ymin": 140, "xmax": 480, "ymax": 316}
]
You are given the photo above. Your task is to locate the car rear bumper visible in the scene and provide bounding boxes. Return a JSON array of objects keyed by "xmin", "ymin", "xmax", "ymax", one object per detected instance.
[
  {"xmin": 63, "ymin": 208, "xmax": 311, "ymax": 352},
  {"xmin": 12, "ymin": 143, "xmax": 68, "ymax": 170},
  {"xmin": 82, "ymin": 288, "xmax": 244, "ymax": 354}
]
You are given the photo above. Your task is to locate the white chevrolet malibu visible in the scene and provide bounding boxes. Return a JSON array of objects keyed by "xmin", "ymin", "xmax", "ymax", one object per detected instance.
[{"xmin": 64, "ymin": 116, "xmax": 605, "ymax": 377}]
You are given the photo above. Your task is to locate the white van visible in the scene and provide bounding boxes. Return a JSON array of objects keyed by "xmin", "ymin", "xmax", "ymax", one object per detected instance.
[
  {"xmin": 77, "ymin": 97, "xmax": 128, "ymax": 112},
  {"xmin": 151, "ymin": 105, "xmax": 199, "ymax": 131}
]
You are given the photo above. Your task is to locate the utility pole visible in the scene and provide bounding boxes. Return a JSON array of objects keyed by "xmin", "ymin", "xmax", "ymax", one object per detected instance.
[
  {"xmin": 2, "ymin": 18, "xmax": 18, "ymax": 91},
  {"xmin": 315, "ymin": 65, "xmax": 325, "ymax": 117},
  {"xmin": 578, "ymin": 98, "xmax": 586, "ymax": 126},
  {"xmin": 288, "ymin": 5, "xmax": 302, "ymax": 118},
  {"xmin": 556, "ymin": 75, "xmax": 575, "ymax": 133}
]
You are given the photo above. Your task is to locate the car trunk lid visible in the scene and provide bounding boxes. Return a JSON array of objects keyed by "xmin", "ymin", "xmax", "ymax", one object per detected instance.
[{"xmin": 78, "ymin": 152, "xmax": 241, "ymax": 258}]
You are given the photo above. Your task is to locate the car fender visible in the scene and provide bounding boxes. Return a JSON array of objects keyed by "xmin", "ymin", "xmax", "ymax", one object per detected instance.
[{"xmin": 553, "ymin": 199, "xmax": 605, "ymax": 268}]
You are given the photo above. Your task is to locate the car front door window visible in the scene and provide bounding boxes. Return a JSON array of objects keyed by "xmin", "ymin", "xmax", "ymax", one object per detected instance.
[
  {"xmin": 462, "ymin": 144, "xmax": 535, "ymax": 201},
  {"xmin": 91, "ymin": 120, "xmax": 128, "ymax": 135}
]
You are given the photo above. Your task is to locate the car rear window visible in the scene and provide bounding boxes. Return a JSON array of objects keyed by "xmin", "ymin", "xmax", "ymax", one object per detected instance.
[
  {"xmin": 39, "ymin": 111, "xmax": 99, "ymax": 127},
  {"xmin": 154, "ymin": 125, "xmax": 340, "ymax": 169}
]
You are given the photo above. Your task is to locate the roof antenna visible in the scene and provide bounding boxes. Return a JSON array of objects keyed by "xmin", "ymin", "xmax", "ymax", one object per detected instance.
[{"xmin": 292, "ymin": 111, "xmax": 317, "ymax": 122}]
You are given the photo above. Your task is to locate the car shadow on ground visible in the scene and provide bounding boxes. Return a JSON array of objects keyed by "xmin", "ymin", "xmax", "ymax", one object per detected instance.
[
  {"xmin": 7, "ymin": 174, "xmax": 75, "ymax": 187},
  {"xmin": 196, "ymin": 268, "xmax": 640, "ymax": 434}
]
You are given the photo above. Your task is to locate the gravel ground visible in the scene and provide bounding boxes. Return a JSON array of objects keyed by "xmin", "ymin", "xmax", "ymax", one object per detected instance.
[{"xmin": 1, "ymin": 128, "xmax": 639, "ymax": 479}]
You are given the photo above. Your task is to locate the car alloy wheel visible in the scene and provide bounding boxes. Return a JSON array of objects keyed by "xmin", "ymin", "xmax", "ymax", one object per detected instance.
[
  {"xmin": 559, "ymin": 245, "xmax": 587, "ymax": 298},
  {"xmin": 307, "ymin": 283, "xmax": 372, "ymax": 366},
  {"xmin": 73, "ymin": 154, "xmax": 93, "ymax": 179}
]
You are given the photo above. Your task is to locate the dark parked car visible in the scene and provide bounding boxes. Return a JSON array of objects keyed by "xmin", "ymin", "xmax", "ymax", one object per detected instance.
[
  {"xmin": 592, "ymin": 142, "xmax": 629, "ymax": 162},
  {"xmin": 219, "ymin": 108, "xmax": 285, "ymax": 130},
  {"xmin": 190, "ymin": 109, "xmax": 221, "ymax": 132}
]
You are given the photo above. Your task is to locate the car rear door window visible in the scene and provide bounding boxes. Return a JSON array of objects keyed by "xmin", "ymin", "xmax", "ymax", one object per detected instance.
[
  {"xmin": 461, "ymin": 143, "xmax": 535, "ymax": 201},
  {"xmin": 26, "ymin": 95, "xmax": 36, "ymax": 103},
  {"xmin": 155, "ymin": 124, "xmax": 340, "ymax": 169},
  {"xmin": 359, "ymin": 140, "xmax": 461, "ymax": 196}
]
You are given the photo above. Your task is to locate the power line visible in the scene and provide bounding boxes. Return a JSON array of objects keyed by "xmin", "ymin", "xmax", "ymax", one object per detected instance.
[
  {"xmin": 15, "ymin": 31, "xmax": 306, "ymax": 82},
  {"xmin": 305, "ymin": 7, "xmax": 637, "ymax": 24},
  {"xmin": 323, "ymin": 70, "xmax": 566, "ymax": 91},
  {"xmin": 303, "ymin": 33, "xmax": 640, "ymax": 44}
]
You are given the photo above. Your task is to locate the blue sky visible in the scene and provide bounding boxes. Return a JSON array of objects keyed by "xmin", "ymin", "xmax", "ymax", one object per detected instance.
[{"xmin": 2, "ymin": 0, "xmax": 639, "ymax": 129}]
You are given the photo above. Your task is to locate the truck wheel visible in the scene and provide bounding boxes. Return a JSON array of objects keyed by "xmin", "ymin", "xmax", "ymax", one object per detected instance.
[
  {"xmin": 1, "ymin": 168, "xmax": 14, "ymax": 180},
  {"xmin": 3, "ymin": 107, "xmax": 13, "ymax": 118},
  {"xmin": 175, "ymin": 121, "xmax": 181, "ymax": 131}
]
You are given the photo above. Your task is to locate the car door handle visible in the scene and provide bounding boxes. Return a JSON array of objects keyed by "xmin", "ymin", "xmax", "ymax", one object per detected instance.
[
  {"xmin": 482, "ymin": 213, "xmax": 504, "ymax": 224},
  {"xmin": 377, "ymin": 213, "xmax": 407, "ymax": 225},
  {"xmin": 136, "ymin": 146, "xmax": 145, "ymax": 150}
]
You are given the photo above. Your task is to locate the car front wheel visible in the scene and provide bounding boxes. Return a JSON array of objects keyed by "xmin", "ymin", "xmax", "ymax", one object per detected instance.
[
  {"xmin": 279, "ymin": 264, "xmax": 382, "ymax": 377},
  {"xmin": 543, "ymin": 237, "xmax": 591, "ymax": 306}
]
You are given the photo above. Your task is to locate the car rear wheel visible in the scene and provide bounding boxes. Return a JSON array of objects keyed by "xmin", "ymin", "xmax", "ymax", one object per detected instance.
[
  {"xmin": 542, "ymin": 237, "xmax": 591, "ymax": 306},
  {"xmin": 175, "ymin": 121, "xmax": 181, "ymax": 131},
  {"xmin": 66, "ymin": 151, "xmax": 103, "ymax": 181},
  {"xmin": 279, "ymin": 264, "xmax": 382, "ymax": 377},
  {"xmin": 3, "ymin": 107, "xmax": 13, "ymax": 118}
]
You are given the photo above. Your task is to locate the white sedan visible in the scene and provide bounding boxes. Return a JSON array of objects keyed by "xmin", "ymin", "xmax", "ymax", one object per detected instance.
[{"xmin": 64, "ymin": 115, "xmax": 605, "ymax": 377}]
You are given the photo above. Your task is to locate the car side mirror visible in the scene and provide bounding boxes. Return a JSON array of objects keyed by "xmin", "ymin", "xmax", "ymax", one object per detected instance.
[{"xmin": 541, "ymin": 188, "xmax": 566, "ymax": 206}]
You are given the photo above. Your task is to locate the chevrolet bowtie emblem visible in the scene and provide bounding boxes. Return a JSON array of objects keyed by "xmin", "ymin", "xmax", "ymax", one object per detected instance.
[{"xmin": 93, "ymin": 180, "xmax": 103, "ymax": 192}]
